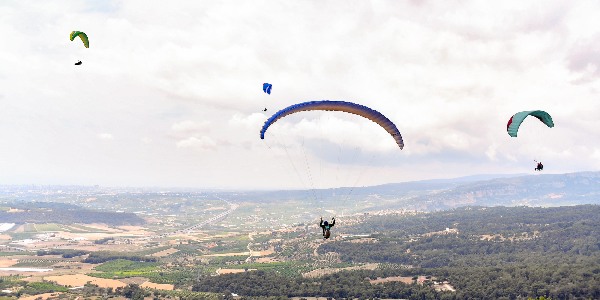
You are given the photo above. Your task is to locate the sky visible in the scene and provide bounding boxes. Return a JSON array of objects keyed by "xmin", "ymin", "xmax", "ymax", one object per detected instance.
[{"xmin": 1, "ymin": 0, "xmax": 600, "ymax": 189}]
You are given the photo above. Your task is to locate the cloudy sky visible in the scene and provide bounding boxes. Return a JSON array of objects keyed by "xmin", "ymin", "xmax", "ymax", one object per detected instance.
[{"xmin": 1, "ymin": 0, "xmax": 600, "ymax": 189}]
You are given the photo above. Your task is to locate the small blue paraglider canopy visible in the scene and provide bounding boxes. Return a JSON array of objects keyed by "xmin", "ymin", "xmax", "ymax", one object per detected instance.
[{"xmin": 263, "ymin": 83, "xmax": 272, "ymax": 94}]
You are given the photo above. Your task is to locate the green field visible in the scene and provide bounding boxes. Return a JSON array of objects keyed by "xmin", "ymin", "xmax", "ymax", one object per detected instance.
[
  {"xmin": 12, "ymin": 260, "xmax": 57, "ymax": 267},
  {"xmin": 7, "ymin": 232, "xmax": 37, "ymax": 240},
  {"xmin": 19, "ymin": 223, "xmax": 65, "ymax": 232},
  {"xmin": 20, "ymin": 281, "xmax": 68, "ymax": 295},
  {"xmin": 90, "ymin": 259, "xmax": 159, "ymax": 278},
  {"xmin": 32, "ymin": 223, "xmax": 64, "ymax": 231},
  {"xmin": 216, "ymin": 261, "xmax": 320, "ymax": 276},
  {"xmin": 62, "ymin": 224, "xmax": 108, "ymax": 233},
  {"xmin": 134, "ymin": 245, "xmax": 172, "ymax": 256},
  {"xmin": 22, "ymin": 223, "xmax": 37, "ymax": 232},
  {"xmin": 0, "ymin": 252, "xmax": 32, "ymax": 257}
]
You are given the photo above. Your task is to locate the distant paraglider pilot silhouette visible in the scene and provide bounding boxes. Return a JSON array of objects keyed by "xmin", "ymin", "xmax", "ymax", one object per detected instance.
[
  {"xmin": 535, "ymin": 161, "xmax": 544, "ymax": 171},
  {"xmin": 320, "ymin": 217, "xmax": 335, "ymax": 239}
]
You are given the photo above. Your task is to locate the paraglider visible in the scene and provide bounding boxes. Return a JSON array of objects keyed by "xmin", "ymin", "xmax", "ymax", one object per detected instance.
[
  {"xmin": 70, "ymin": 31, "xmax": 88, "ymax": 65},
  {"xmin": 261, "ymin": 83, "xmax": 272, "ymax": 111},
  {"xmin": 506, "ymin": 111, "xmax": 553, "ymax": 171},
  {"xmin": 261, "ymin": 101, "xmax": 402, "ymax": 233},
  {"xmin": 506, "ymin": 110, "xmax": 554, "ymax": 137},
  {"xmin": 262, "ymin": 83, "xmax": 272, "ymax": 94},
  {"xmin": 320, "ymin": 217, "xmax": 335, "ymax": 239},
  {"xmin": 69, "ymin": 31, "xmax": 89, "ymax": 48},
  {"xmin": 260, "ymin": 100, "xmax": 404, "ymax": 150},
  {"xmin": 535, "ymin": 160, "xmax": 544, "ymax": 171}
]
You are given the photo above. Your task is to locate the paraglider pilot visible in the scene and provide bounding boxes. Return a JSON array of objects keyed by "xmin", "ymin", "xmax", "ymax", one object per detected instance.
[
  {"xmin": 320, "ymin": 217, "xmax": 335, "ymax": 239},
  {"xmin": 535, "ymin": 161, "xmax": 543, "ymax": 171}
]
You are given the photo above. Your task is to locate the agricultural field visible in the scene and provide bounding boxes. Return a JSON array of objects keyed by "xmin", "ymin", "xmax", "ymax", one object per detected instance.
[
  {"xmin": 27, "ymin": 223, "xmax": 64, "ymax": 232},
  {"xmin": 90, "ymin": 259, "xmax": 160, "ymax": 279},
  {"xmin": 43, "ymin": 274, "xmax": 127, "ymax": 289}
]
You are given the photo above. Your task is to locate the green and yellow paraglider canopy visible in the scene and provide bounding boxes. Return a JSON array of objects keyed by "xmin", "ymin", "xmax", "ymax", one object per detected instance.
[{"xmin": 70, "ymin": 31, "xmax": 89, "ymax": 48}]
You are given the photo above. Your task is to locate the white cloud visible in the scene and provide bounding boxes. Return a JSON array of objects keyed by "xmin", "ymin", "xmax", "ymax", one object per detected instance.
[
  {"xmin": 97, "ymin": 133, "xmax": 113, "ymax": 140},
  {"xmin": 176, "ymin": 136, "xmax": 217, "ymax": 150},
  {"xmin": 171, "ymin": 120, "xmax": 211, "ymax": 134},
  {"xmin": 229, "ymin": 113, "xmax": 267, "ymax": 129}
]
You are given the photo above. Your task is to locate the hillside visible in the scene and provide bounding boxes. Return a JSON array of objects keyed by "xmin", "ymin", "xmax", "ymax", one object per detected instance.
[
  {"xmin": 225, "ymin": 171, "xmax": 600, "ymax": 212},
  {"xmin": 409, "ymin": 172, "xmax": 600, "ymax": 210}
]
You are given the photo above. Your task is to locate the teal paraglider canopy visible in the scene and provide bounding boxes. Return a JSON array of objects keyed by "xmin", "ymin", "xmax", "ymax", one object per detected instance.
[{"xmin": 506, "ymin": 110, "xmax": 554, "ymax": 137}]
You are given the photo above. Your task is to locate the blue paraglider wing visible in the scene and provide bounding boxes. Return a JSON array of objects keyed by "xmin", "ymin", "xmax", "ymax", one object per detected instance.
[
  {"xmin": 260, "ymin": 100, "xmax": 404, "ymax": 149},
  {"xmin": 262, "ymin": 83, "xmax": 272, "ymax": 94}
]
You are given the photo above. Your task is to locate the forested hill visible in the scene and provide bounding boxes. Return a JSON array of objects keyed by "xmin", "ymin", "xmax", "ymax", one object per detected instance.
[
  {"xmin": 2, "ymin": 171, "xmax": 599, "ymax": 214},
  {"xmin": 191, "ymin": 205, "xmax": 600, "ymax": 299},
  {"xmin": 219, "ymin": 171, "xmax": 600, "ymax": 211},
  {"xmin": 410, "ymin": 171, "xmax": 600, "ymax": 210}
]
